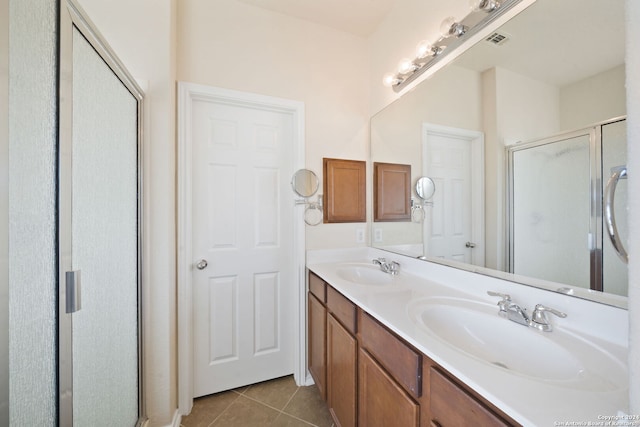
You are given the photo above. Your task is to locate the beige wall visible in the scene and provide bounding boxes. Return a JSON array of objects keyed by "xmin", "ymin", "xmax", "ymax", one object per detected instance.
[
  {"xmin": 177, "ymin": 0, "xmax": 371, "ymax": 250},
  {"xmin": 560, "ymin": 64, "xmax": 626, "ymax": 130}
]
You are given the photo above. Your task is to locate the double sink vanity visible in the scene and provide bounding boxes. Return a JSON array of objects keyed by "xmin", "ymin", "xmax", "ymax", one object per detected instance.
[{"xmin": 306, "ymin": 248, "xmax": 629, "ymax": 426}]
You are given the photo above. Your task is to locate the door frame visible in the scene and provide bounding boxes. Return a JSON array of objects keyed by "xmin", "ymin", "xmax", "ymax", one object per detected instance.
[
  {"xmin": 177, "ymin": 82, "xmax": 306, "ymax": 415},
  {"xmin": 421, "ymin": 123, "xmax": 485, "ymax": 266}
]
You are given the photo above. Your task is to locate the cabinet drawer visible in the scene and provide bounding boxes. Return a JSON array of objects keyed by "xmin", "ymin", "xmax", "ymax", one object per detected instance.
[
  {"xmin": 358, "ymin": 310, "xmax": 421, "ymax": 399},
  {"xmin": 309, "ymin": 272, "xmax": 326, "ymax": 303},
  {"xmin": 430, "ymin": 368, "xmax": 511, "ymax": 427},
  {"xmin": 326, "ymin": 286, "xmax": 356, "ymax": 334}
]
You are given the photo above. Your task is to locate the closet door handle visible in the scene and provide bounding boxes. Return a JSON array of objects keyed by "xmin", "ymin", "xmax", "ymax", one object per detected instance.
[
  {"xmin": 195, "ymin": 259, "xmax": 208, "ymax": 270},
  {"xmin": 604, "ymin": 165, "xmax": 628, "ymax": 264}
]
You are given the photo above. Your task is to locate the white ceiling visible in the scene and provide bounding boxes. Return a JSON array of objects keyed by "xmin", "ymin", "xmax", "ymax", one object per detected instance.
[{"xmin": 236, "ymin": 0, "xmax": 399, "ymax": 37}]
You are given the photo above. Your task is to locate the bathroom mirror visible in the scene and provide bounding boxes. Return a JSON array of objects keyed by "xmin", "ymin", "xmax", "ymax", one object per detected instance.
[
  {"xmin": 415, "ymin": 177, "xmax": 435, "ymax": 201},
  {"xmin": 291, "ymin": 169, "xmax": 319, "ymax": 198},
  {"xmin": 370, "ymin": 0, "xmax": 627, "ymax": 307}
]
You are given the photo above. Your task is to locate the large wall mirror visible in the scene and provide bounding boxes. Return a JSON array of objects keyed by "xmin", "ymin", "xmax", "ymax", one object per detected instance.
[{"xmin": 370, "ymin": 0, "xmax": 627, "ymax": 307}]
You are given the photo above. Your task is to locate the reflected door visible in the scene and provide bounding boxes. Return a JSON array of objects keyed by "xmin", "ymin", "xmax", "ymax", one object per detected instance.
[
  {"xmin": 510, "ymin": 131, "xmax": 592, "ymax": 288},
  {"xmin": 509, "ymin": 119, "xmax": 628, "ymax": 295},
  {"xmin": 422, "ymin": 125, "xmax": 484, "ymax": 266}
]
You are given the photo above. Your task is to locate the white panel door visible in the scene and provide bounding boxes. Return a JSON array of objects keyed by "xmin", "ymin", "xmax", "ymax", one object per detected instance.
[
  {"xmin": 424, "ymin": 133, "xmax": 473, "ymax": 263},
  {"xmin": 191, "ymin": 97, "xmax": 295, "ymax": 397}
]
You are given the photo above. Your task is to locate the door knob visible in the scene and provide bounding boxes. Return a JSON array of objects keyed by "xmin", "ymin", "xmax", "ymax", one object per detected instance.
[
  {"xmin": 196, "ymin": 259, "xmax": 208, "ymax": 270},
  {"xmin": 465, "ymin": 241, "xmax": 476, "ymax": 248}
]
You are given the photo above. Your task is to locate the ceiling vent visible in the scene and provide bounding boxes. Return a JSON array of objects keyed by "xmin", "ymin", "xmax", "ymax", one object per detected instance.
[{"xmin": 485, "ymin": 31, "xmax": 510, "ymax": 46}]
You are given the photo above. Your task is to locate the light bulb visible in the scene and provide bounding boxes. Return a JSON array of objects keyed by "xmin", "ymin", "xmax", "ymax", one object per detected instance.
[
  {"xmin": 415, "ymin": 40, "xmax": 433, "ymax": 59},
  {"xmin": 440, "ymin": 16, "xmax": 457, "ymax": 37},
  {"xmin": 440, "ymin": 16, "xmax": 466, "ymax": 38},
  {"xmin": 468, "ymin": 0, "xmax": 482, "ymax": 10},
  {"xmin": 398, "ymin": 58, "xmax": 417, "ymax": 75},
  {"xmin": 470, "ymin": 0, "xmax": 500, "ymax": 12},
  {"xmin": 382, "ymin": 72, "xmax": 400, "ymax": 87}
]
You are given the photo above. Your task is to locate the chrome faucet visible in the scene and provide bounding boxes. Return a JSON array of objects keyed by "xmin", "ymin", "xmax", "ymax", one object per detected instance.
[
  {"xmin": 372, "ymin": 258, "xmax": 400, "ymax": 275},
  {"xmin": 487, "ymin": 291, "xmax": 567, "ymax": 332},
  {"xmin": 530, "ymin": 304, "xmax": 567, "ymax": 332}
]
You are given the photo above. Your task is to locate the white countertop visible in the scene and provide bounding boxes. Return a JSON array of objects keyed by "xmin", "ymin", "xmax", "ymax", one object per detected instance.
[{"xmin": 307, "ymin": 247, "xmax": 629, "ymax": 427}]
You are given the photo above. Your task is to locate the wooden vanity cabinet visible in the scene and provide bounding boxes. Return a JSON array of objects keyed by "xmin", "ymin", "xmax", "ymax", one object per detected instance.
[{"xmin": 307, "ymin": 271, "xmax": 517, "ymax": 427}]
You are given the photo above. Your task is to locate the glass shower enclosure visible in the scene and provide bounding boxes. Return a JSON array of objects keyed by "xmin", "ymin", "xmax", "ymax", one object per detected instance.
[
  {"xmin": 507, "ymin": 118, "xmax": 627, "ymax": 296},
  {"xmin": 58, "ymin": 1, "xmax": 145, "ymax": 425}
]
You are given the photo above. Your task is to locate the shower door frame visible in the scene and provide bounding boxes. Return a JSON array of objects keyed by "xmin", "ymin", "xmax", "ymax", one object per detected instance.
[
  {"xmin": 57, "ymin": 1, "xmax": 146, "ymax": 425},
  {"xmin": 506, "ymin": 116, "xmax": 626, "ymax": 293}
]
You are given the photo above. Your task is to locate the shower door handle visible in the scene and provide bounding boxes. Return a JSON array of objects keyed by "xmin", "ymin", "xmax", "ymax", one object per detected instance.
[{"xmin": 604, "ymin": 165, "xmax": 628, "ymax": 264}]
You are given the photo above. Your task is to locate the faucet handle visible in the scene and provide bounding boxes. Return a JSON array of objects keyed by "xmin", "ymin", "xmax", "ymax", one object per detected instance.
[
  {"xmin": 487, "ymin": 291, "xmax": 511, "ymax": 300},
  {"xmin": 530, "ymin": 304, "xmax": 567, "ymax": 332},
  {"xmin": 487, "ymin": 291, "xmax": 511, "ymax": 313},
  {"xmin": 372, "ymin": 257, "xmax": 386, "ymax": 265},
  {"xmin": 389, "ymin": 261, "xmax": 400, "ymax": 275}
]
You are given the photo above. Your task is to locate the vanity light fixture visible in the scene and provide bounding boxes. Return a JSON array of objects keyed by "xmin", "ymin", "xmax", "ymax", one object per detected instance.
[{"xmin": 383, "ymin": 0, "xmax": 518, "ymax": 92}]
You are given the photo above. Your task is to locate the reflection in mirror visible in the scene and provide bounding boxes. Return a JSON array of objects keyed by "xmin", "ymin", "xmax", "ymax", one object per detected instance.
[
  {"xmin": 370, "ymin": 0, "xmax": 626, "ymax": 307},
  {"xmin": 415, "ymin": 177, "xmax": 435, "ymax": 200},
  {"xmin": 291, "ymin": 169, "xmax": 319, "ymax": 198}
]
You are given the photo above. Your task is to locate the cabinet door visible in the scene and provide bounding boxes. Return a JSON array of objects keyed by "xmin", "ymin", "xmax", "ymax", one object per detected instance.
[
  {"xmin": 308, "ymin": 293, "xmax": 326, "ymax": 399},
  {"xmin": 430, "ymin": 368, "xmax": 510, "ymax": 427},
  {"xmin": 323, "ymin": 158, "xmax": 366, "ymax": 223},
  {"xmin": 327, "ymin": 313, "xmax": 357, "ymax": 427},
  {"xmin": 359, "ymin": 349, "xmax": 419, "ymax": 427}
]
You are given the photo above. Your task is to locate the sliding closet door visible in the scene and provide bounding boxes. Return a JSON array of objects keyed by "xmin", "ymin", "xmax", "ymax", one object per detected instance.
[
  {"xmin": 69, "ymin": 27, "xmax": 139, "ymax": 425},
  {"xmin": 59, "ymin": 1, "xmax": 144, "ymax": 425}
]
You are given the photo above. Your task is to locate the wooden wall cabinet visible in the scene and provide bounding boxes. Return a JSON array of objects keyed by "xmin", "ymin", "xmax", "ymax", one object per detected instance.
[
  {"xmin": 373, "ymin": 162, "xmax": 411, "ymax": 222},
  {"xmin": 323, "ymin": 158, "xmax": 366, "ymax": 223}
]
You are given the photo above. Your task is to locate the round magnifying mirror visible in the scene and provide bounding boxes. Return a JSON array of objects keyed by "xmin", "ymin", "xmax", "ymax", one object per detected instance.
[
  {"xmin": 415, "ymin": 177, "xmax": 436, "ymax": 200},
  {"xmin": 291, "ymin": 169, "xmax": 319, "ymax": 198}
]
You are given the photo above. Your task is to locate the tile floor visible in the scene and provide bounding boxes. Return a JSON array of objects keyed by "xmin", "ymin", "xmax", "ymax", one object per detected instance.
[{"xmin": 180, "ymin": 375, "xmax": 334, "ymax": 427}]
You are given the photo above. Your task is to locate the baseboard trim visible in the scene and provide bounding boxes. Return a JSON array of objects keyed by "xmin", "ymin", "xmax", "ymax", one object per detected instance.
[{"xmin": 170, "ymin": 409, "xmax": 182, "ymax": 427}]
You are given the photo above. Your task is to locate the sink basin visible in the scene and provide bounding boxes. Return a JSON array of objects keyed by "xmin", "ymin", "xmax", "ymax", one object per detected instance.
[
  {"xmin": 335, "ymin": 263, "xmax": 393, "ymax": 286},
  {"xmin": 408, "ymin": 297, "xmax": 626, "ymax": 390}
]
